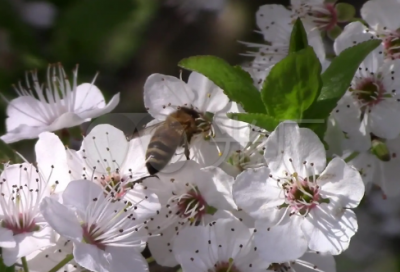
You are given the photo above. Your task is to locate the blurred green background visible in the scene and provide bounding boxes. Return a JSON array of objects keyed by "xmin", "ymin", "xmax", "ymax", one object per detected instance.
[{"xmin": 0, "ymin": 0, "xmax": 397, "ymax": 271}]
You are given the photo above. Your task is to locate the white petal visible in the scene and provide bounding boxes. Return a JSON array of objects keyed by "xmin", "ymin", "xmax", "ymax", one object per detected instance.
[
  {"xmin": 361, "ymin": 0, "xmax": 400, "ymax": 31},
  {"xmin": 35, "ymin": 132, "xmax": 71, "ymax": 193},
  {"xmin": 1, "ymin": 124, "xmax": 51, "ymax": 144},
  {"xmin": 212, "ymin": 217, "xmax": 253, "ymax": 261},
  {"xmin": 255, "ymin": 216, "xmax": 308, "ymax": 263},
  {"xmin": 303, "ymin": 207, "xmax": 358, "ymax": 255},
  {"xmin": 143, "ymin": 74, "xmax": 195, "ymax": 120},
  {"xmin": 345, "ymin": 151, "xmax": 376, "ymax": 192},
  {"xmin": 256, "ymin": 4, "xmax": 292, "ymax": 43},
  {"xmin": 0, "ymin": 228, "xmax": 16, "ymax": 248},
  {"xmin": 122, "ymin": 136, "xmax": 149, "ymax": 181},
  {"xmin": 148, "ymin": 225, "xmax": 179, "ymax": 267},
  {"xmin": 73, "ymin": 243, "xmax": 109, "ymax": 272},
  {"xmin": 381, "ymin": 59, "xmax": 400, "ymax": 91},
  {"xmin": 13, "ymin": 227, "xmax": 53, "ymax": 262},
  {"xmin": 47, "ymin": 112, "xmax": 85, "ymax": 132},
  {"xmin": 332, "ymin": 95, "xmax": 371, "ymax": 152},
  {"xmin": 82, "ymin": 124, "xmax": 128, "ymax": 174},
  {"xmin": 72, "ymin": 83, "xmax": 105, "ymax": 113},
  {"xmin": 233, "ymin": 167, "xmax": 284, "ymax": 222},
  {"xmin": 62, "ymin": 180, "xmax": 104, "ymax": 212},
  {"xmin": 107, "ymin": 247, "xmax": 148, "ymax": 272},
  {"xmin": 369, "ymin": 101, "xmax": 400, "ymax": 139},
  {"xmin": 173, "ymin": 225, "xmax": 213, "ymax": 272},
  {"xmin": 318, "ymin": 157, "xmax": 365, "ymax": 208},
  {"xmin": 40, "ymin": 197, "xmax": 82, "ymax": 242},
  {"xmin": 334, "ymin": 22, "xmax": 377, "ymax": 55},
  {"xmin": 77, "ymin": 92, "xmax": 120, "ymax": 121},
  {"xmin": 4, "ymin": 96, "xmax": 47, "ymax": 132},
  {"xmin": 187, "ymin": 72, "xmax": 229, "ymax": 113},
  {"xmin": 264, "ymin": 122, "xmax": 326, "ymax": 175},
  {"xmin": 197, "ymin": 166, "xmax": 237, "ymax": 211}
]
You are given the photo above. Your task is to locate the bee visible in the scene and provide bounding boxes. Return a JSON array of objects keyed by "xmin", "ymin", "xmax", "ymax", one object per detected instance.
[{"xmin": 145, "ymin": 107, "xmax": 213, "ymax": 175}]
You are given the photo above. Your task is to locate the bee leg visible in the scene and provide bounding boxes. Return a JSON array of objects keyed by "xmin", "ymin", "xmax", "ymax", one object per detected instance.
[
  {"xmin": 184, "ymin": 143, "xmax": 190, "ymax": 160},
  {"xmin": 183, "ymin": 132, "xmax": 190, "ymax": 160}
]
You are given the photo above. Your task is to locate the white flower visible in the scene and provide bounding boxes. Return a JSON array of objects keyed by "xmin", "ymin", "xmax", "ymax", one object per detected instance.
[
  {"xmin": 0, "ymin": 163, "xmax": 53, "ymax": 266},
  {"xmin": 241, "ymin": 4, "xmax": 326, "ymax": 89},
  {"xmin": 173, "ymin": 216, "xmax": 271, "ymax": 272},
  {"xmin": 1, "ymin": 64, "xmax": 120, "ymax": 144},
  {"xmin": 68, "ymin": 124, "xmax": 155, "ymax": 201},
  {"xmin": 143, "ymin": 71, "xmax": 249, "ymax": 173},
  {"xmin": 142, "ymin": 160, "xmax": 237, "ymax": 267},
  {"xmin": 40, "ymin": 180, "xmax": 152, "ymax": 272},
  {"xmin": 18, "ymin": 235, "xmax": 82, "ymax": 272},
  {"xmin": 233, "ymin": 122, "xmax": 364, "ymax": 262},
  {"xmin": 361, "ymin": 0, "xmax": 400, "ymax": 59},
  {"xmin": 334, "ymin": 23, "xmax": 400, "ymax": 145}
]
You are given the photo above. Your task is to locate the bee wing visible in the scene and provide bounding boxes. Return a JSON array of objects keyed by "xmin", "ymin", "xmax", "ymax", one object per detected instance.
[{"xmin": 125, "ymin": 119, "xmax": 164, "ymax": 141}]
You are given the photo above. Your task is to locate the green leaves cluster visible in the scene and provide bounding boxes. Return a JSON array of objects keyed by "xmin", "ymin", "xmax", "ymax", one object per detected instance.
[{"xmin": 179, "ymin": 19, "xmax": 380, "ymax": 144}]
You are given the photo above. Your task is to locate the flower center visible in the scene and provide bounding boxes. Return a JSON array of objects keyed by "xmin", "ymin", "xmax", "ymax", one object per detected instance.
[
  {"xmin": 352, "ymin": 77, "xmax": 385, "ymax": 108},
  {"xmin": 383, "ymin": 30, "xmax": 400, "ymax": 59},
  {"xmin": 279, "ymin": 172, "xmax": 329, "ymax": 216},
  {"xmin": 82, "ymin": 223, "xmax": 106, "ymax": 250},
  {"xmin": 294, "ymin": 3, "xmax": 337, "ymax": 31},
  {"xmin": 99, "ymin": 172, "xmax": 129, "ymax": 200},
  {"xmin": 209, "ymin": 260, "xmax": 241, "ymax": 272},
  {"xmin": 1, "ymin": 213, "xmax": 40, "ymax": 235}
]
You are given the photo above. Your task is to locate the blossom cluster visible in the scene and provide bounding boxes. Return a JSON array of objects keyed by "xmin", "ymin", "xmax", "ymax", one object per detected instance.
[{"xmin": 0, "ymin": 0, "xmax": 397, "ymax": 272}]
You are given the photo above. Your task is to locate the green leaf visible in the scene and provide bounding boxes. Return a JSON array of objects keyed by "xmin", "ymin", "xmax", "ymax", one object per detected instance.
[
  {"xmin": 302, "ymin": 39, "xmax": 381, "ymax": 140},
  {"xmin": 261, "ymin": 46, "xmax": 322, "ymax": 121},
  {"xmin": 289, "ymin": 18, "xmax": 308, "ymax": 53},
  {"xmin": 336, "ymin": 3, "xmax": 356, "ymax": 22},
  {"xmin": 227, "ymin": 113, "xmax": 280, "ymax": 132},
  {"xmin": 178, "ymin": 56, "xmax": 266, "ymax": 114}
]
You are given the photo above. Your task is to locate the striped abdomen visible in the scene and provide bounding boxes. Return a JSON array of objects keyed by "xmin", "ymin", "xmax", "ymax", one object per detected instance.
[{"xmin": 146, "ymin": 125, "xmax": 183, "ymax": 175}]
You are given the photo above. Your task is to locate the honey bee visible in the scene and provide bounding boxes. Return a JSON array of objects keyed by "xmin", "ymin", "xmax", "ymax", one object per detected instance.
[{"xmin": 145, "ymin": 107, "xmax": 213, "ymax": 175}]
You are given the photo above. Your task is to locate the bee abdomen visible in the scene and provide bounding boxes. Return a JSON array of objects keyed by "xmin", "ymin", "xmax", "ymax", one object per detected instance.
[{"xmin": 146, "ymin": 129, "xmax": 182, "ymax": 175}]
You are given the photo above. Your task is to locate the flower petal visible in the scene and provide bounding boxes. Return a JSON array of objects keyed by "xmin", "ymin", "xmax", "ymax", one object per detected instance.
[
  {"xmin": 369, "ymin": 100, "xmax": 400, "ymax": 139},
  {"xmin": 256, "ymin": 4, "xmax": 292, "ymax": 43},
  {"xmin": 73, "ymin": 242, "xmax": 109, "ymax": 272},
  {"xmin": 334, "ymin": 22, "xmax": 377, "ymax": 55},
  {"xmin": 233, "ymin": 167, "xmax": 284, "ymax": 222},
  {"xmin": 72, "ymin": 83, "xmax": 105, "ymax": 113},
  {"xmin": 294, "ymin": 252, "xmax": 336, "ymax": 272},
  {"xmin": 107, "ymin": 247, "xmax": 148, "ymax": 272},
  {"xmin": 303, "ymin": 207, "xmax": 358, "ymax": 255},
  {"xmin": 187, "ymin": 72, "xmax": 229, "ymax": 113},
  {"xmin": 361, "ymin": 0, "xmax": 400, "ymax": 32},
  {"xmin": 40, "ymin": 197, "xmax": 82, "ymax": 242},
  {"xmin": 254, "ymin": 216, "xmax": 308, "ymax": 263},
  {"xmin": 197, "ymin": 166, "xmax": 237, "ymax": 211},
  {"xmin": 62, "ymin": 180, "xmax": 104, "ymax": 212},
  {"xmin": 264, "ymin": 122, "xmax": 326, "ymax": 175},
  {"xmin": 148, "ymin": 225, "xmax": 179, "ymax": 267},
  {"xmin": 82, "ymin": 124, "xmax": 129, "ymax": 174},
  {"xmin": 318, "ymin": 157, "xmax": 365, "ymax": 208},
  {"xmin": 143, "ymin": 74, "xmax": 195, "ymax": 120},
  {"xmin": 0, "ymin": 228, "xmax": 15, "ymax": 248},
  {"xmin": 35, "ymin": 132, "xmax": 71, "ymax": 194}
]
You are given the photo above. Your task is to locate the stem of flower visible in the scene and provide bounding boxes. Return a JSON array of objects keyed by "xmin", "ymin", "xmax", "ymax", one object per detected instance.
[
  {"xmin": 21, "ymin": 257, "xmax": 29, "ymax": 272},
  {"xmin": 47, "ymin": 254, "xmax": 73, "ymax": 272},
  {"xmin": 146, "ymin": 256, "xmax": 155, "ymax": 263},
  {"xmin": 344, "ymin": 151, "xmax": 359, "ymax": 163}
]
